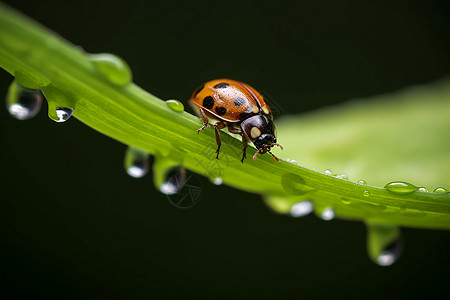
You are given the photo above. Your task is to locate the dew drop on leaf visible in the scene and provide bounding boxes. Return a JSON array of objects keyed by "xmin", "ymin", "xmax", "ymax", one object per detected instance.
[
  {"xmin": 324, "ymin": 169, "xmax": 332, "ymax": 175},
  {"xmin": 320, "ymin": 207, "xmax": 335, "ymax": 221},
  {"xmin": 124, "ymin": 146, "xmax": 149, "ymax": 178},
  {"xmin": 363, "ymin": 190, "xmax": 370, "ymax": 197},
  {"xmin": 54, "ymin": 107, "xmax": 73, "ymax": 122},
  {"xmin": 377, "ymin": 238, "xmax": 403, "ymax": 266},
  {"xmin": 367, "ymin": 223, "xmax": 402, "ymax": 266},
  {"xmin": 418, "ymin": 187, "xmax": 429, "ymax": 192},
  {"xmin": 385, "ymin": 181, "xmax": 418, "ymax": 194},
  {"xmin": 6, "ymin": 80, "xmax": 43, "ymax": 120},
  {"xmin": 159, "ymin": 168, "xmax": 202, "ymax": 209},
  {"xmin": 290, "ymin": 200, "xmax": 313, "ymax": 217},
  {"xmin": 211, "ymin": 177, "xmax": 223, "ymax": 185},
  {"xmin": 89, "ymin": 53, "xmax": 132, "ymax": 86},
  {"xmin": 285, "ymin": 158, "xmax": 298, "ymax": 165},
  {"xmin": 358, "ymin": 180, "xmax": 366, "ymax": 184},
  {"xmin": 341, "ymin": 198, "xmax": 351, "ymax": 205},
  {"xmin": 433, "ymin": 187, "xmax": 449, "ymax": 193},
  {"xmin": 165, "ymin": 100, "xmax": 184, "ymax": 112},
  {"xmin": 160, "ymin": 168, "xmax": 186, "ymax": 195}
]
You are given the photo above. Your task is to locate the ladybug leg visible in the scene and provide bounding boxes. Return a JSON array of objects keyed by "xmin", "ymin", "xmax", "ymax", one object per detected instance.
[
  {"xmin": 227, "ymin": 125, "xmax": 247, "ymax": 163},
  {"xmin": 197, "ymin": 108, "xmax": 209, "ymax": 133},
  {"xmin": 240, "ymin": 134, "xmax": 248, "ymax": 163},
  {"xmin": 214, "ymin": 122, "xmax": 225, "ymax": 159}
]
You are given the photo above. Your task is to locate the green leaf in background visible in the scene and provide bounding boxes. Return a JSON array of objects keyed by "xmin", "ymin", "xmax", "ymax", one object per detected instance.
[{"xmin": 277, "ymin": 80, "xmax": 450, "ymax": 189}]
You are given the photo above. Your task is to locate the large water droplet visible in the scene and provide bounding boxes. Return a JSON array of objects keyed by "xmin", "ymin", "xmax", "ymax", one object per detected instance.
[
  {"xmin": 290, "ymin": 200, "xmax": 313, "ymax": 217},
  {"xmin": 320, "ymin": 207, "xmax": 335, "ymax": 221},
  {"xmin": 54, "ymin": 107, "xmax": 73, "ymax": 122},
  {"xmin": 433, "ymin": 187, "xmax": 449, "ymax": 194},
  {"xmin": 6, "ymin": 81, "xmax": 43, "ymax": 120},
  {"xmin": 89, "ymin": 53, "xmax": 132, "ymax": 86},
  {"xmin": 385, "ymin": 181, "xmax": 418, "ymax": 194},
  {"xmin": 124, "ymin": 146, "xmax": 149, "ymax": 178},
  {"xmin": 160, "ymin": 168, "xmax": 202, "ymax": 209},
  {"xmin": 165, "ymin": 100, "xmax": 184, "ymax": 112},
  {"xmin": 367, "ymin": 223, "xmax": 402, "ymax": 266},
  {"xmin": 160, "ymin": 168, "xmax": 186, "ymax": 195},
  {"xmin": 377, "ymin": 239, "xmax": 402, "ymax": 266},
  {"xmin": 418, "ymin": 187, "xmax": 429, "ymax": 193}
]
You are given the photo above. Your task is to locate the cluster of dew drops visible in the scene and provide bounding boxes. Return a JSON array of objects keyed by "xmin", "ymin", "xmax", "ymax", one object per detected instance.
[
  {"xmin": 6, "ymin": 80, "xmax": 73, "ymax": 122},
  {"xmin": 4, "ymin": 52, "xmax": 205, "ymax": 198},
  {"xmin": 285, "ymin": 159, "xmax": 449, "ymax": 266}
]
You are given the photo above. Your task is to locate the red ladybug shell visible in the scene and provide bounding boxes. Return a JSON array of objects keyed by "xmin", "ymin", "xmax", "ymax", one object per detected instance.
[{"xmin": 189, "ymin": 79, "xmax": 272, "ymax": 123}]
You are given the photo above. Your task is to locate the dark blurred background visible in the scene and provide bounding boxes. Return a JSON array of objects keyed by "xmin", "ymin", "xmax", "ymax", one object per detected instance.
[{"xmin": 1, "ymin": 0, "xmax": 449, "ymax": 298}]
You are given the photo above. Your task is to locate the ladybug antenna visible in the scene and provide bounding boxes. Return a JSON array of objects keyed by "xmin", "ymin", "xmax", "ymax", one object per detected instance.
[
  {"xmin": 253, "ymin": 148, "xmax": 262, "ymax": 160},
  {"xmin": 268, "ymin": 150, "xmax": 280, "ymax": 162},
  {"xmin": 271, "ymin": 143, "xmax": 284, "ymax": 150}
]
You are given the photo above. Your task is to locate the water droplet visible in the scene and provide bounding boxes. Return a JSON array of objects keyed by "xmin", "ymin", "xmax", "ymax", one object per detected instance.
[
  {"xmin": 324, "ymin": 169, "xmax": 332, "ymax": 175},
  {"xmin": 320, "ymin": 207, "xmax": 335, "ymax": 221},
  {"xmin": 54, "ymin": 107, "xmax": 73, "ymax": 122},
  {"xmin": 377, "ymin": 239, "xmax": 402, "ymax": 266},
  {"xmin": 433, "ymin": 187, "xmax": 449, "ymax": 193},
  {"xmin": 160, "ymin": 168, "xmax": 202, "ymax": 209},
  {"xmin": 165, "ymin": 100, "xmax": 184, "ymax": 112},
  {"xmin": 335, "ymin": 173, "xmax": 348, "ymax": 180},
  {"xmin": 367, "ymin": 223, "xmax": 402, "ymax": 266},
  {"xmin": 285, "ymin": 158, "xmax": 298, "ymax": 165},
  {"xmin": 281, "ymin": 173, "xmax": 310, "ymax": 196},
  {"xmin": 377, "ymin": 252, "xmax": 395, "ymax": 266},
  {"xmin": 124, "ymin": 146, "xmax": 149, "ymax": 178},
  {"xmin": 160, "ymin": 181, "xmax": 179, "ymax": 195},
  {"xmin": 341, "ymin": 198, "xmax": 351, "ymax": 205},
  {"xmin": 6, "ymin": 81, "xmax": 43, "ymax": 120},
  {"xmin": 358, "ymin": 180, "xmax": 366, "ymax": 184},
  {"xmin": 160, "ymin": 168, "xmax": 186, "ymax": 195},
  {"xmin": 363, "ymin": 190, "xmax": 370, "ymax": 197},
  {"xmin": 290, "ymin": 201, "xmax": 313, "ymax": 217},
  {"xmin": 385, "ymin": 181, "xmax": 418, "ymax": 195},
  {"xmin": 211, "ymin": 177, "xmax": 223, "ymax": 185},
  {"xmin": 89, "ymin": 53, "xmax": 132, "ymax": 86},
  {"xmin": 418, "ymin": 187, "xmax": 429, "ymax": 192}
]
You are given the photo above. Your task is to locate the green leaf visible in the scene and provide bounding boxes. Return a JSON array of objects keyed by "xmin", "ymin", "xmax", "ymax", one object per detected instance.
[{"xmin": 0, "ymin": 2, "xmax": 449, "ymax": 233}]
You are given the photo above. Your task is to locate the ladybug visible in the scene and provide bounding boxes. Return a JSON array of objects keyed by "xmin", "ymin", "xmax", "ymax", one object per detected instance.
[{"xmin": 189, "ymin": 79, "xmax": 283, "ymax": 163}]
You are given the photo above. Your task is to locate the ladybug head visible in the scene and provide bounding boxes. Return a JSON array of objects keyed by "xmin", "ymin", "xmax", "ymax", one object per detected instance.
[
  {"xmin": 241, "ymin": 115, "xmax": 283, "ymax": 161},
  {"xmin": 253, "ymin": 134, "xmax": 276, "ymax": 152}
]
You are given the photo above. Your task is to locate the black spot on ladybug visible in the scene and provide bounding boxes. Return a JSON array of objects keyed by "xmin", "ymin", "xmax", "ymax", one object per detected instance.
[
  {"xmin": 233, "ymin": 97, "xmax": 245, "ymax": 106},
  {"xmin": 214, "ymin": 82, "xmax": 230, "ymax": 89},
  {"xmin": 194, "ymin": 84, "xmax": 204, "ymax": 97},
  {"xmin": 215, "ymin": 107, "xmax": 227, "ymax": 116},
  {"xmin": 203, "ymin": 96, "xmax": 214, "ymax": 109}
]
